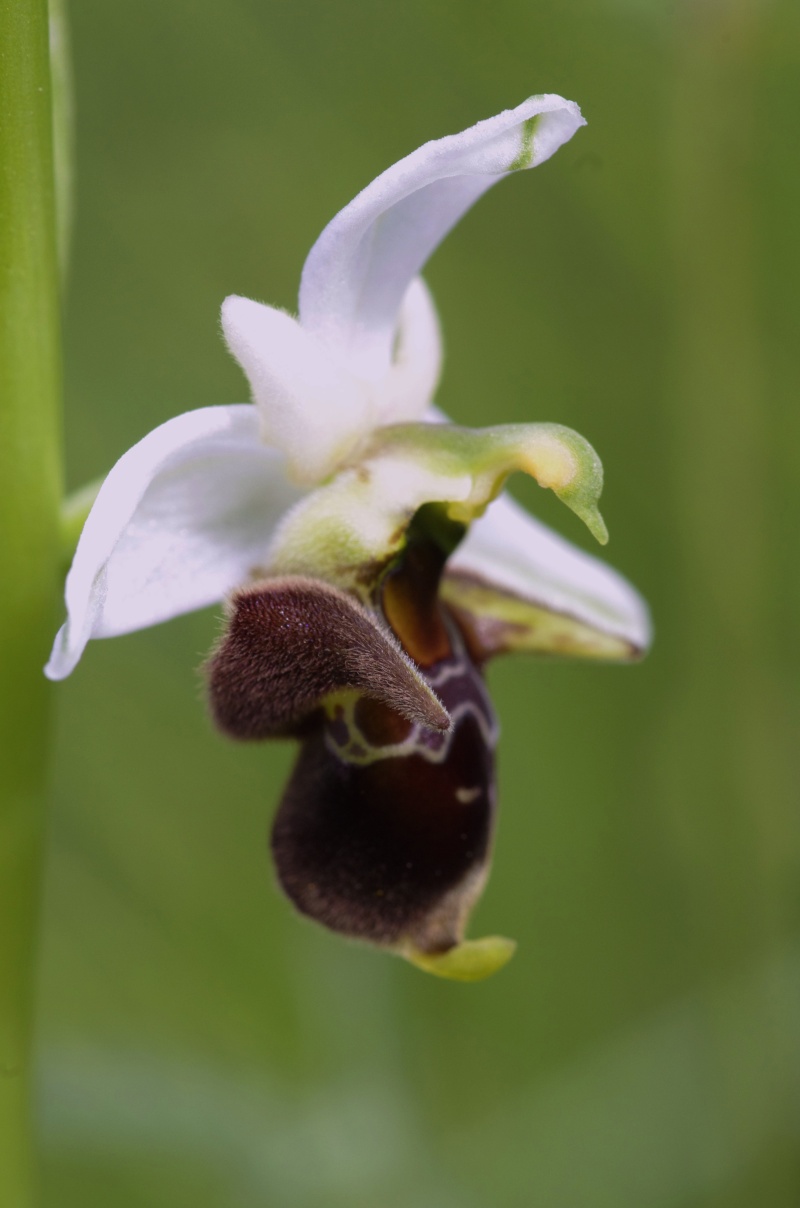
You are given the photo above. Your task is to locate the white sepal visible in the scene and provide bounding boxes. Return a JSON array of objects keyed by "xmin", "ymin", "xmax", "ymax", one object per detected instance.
[
  {"xmin": 45, "ymin": 405, "xmax": 304, "ymax": 680},
  {"xmin": 449, "ymin": 492, "xmax": 652, "ymax": 653},
  {"xmin": 221, "ymin": 296, "xmax": 372, "ymax": 484},
  {"xmin": 299, "ymin": 94, "xmax": 585, "ymax": 381},
  {"xmin": 377, "ymin": 277, "xmax": 443, "ymax": 428}
]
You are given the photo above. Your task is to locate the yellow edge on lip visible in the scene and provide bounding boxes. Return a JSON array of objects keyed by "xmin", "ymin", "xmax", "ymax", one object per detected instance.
[{"xmin": 401, "ymin": 935, "xmax": 517, "ymax": 982}]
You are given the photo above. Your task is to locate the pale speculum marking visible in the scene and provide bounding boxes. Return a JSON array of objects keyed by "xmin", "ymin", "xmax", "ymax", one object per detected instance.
[{"xmin": 324, "ymin": 613, "xmax": 499, "ymax": 768}]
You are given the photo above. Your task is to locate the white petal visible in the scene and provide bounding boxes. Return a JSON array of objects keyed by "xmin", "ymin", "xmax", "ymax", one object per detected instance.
[
  {"xmin": 299, "ymin": 95, "xmax": 585, "ymax": 380},
  {"xmin": 45, "ymin": 405, "xmax": 304, "ymax": 680},
  {"xmin": 221, "ymin": 296, "xmax": 373, "ymax": 483},
  {"xmin": 376, "ymin": 277, "xmax": 443, "ymax": 427},
  {"xmin": 449, "ymin": 492, "xmax": 652, "ymax": 652}
]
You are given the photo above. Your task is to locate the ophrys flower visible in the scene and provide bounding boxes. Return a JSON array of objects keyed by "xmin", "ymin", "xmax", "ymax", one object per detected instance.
[{"xmin": 47, "ymin": 96, "xmax": 650, "ymax": 979}]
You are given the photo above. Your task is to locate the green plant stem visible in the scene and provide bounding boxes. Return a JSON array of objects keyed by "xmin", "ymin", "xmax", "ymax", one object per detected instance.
[
  {"xmin": 0, "ymin": 0, "xmax": 64, "ymax": 1202},
  {"xmin": 49, "ymin": 0, "xmax": 75, "ymax": 281},
  {"xmin": 60, "ymin": 477, "xmax": 101, "ymax": 567}
]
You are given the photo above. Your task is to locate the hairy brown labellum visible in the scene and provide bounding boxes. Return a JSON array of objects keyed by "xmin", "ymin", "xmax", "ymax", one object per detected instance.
[
  {"xmin": 207, "ymin": 576, "xmax": 449, "ymax": 739},
  {"xmin": 271, "ymin": 618, "xmax": 498, "ymax": 952},
  {"xmin": 208, "ymin": 524, "xmax": 500, "ymax": 957}
]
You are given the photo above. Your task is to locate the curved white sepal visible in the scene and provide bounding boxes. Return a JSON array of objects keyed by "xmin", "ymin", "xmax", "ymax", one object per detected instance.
[
  {"xmin": 377, "ymin": 277, "xmax": 443, "ymax": 428},
  {"xmin": 45, "ymin": 405, "xmax": 304, "ymax": 680},
  {"xmin": 221, "ymin": 296, "xmax": 373, "ymax": 483},
  {"xmin": 299, "ymin": 95, "xmax": 585, "ymax": 380},
  {"xmin": 449, "ymin": 492, "xmax": 652, "ymax": 653}
]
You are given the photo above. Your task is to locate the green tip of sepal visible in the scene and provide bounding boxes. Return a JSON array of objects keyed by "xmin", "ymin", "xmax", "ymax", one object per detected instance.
[
  {"xmin": 560, "ymin": 497, "xmax": 609, "ymax": 546},
  {"xmin": 372, "ymin": 420, "xmax": 610, "ymax": 547},
  {"xmin": 402, "ymin": 936, "xmax": 517, "ymax": 982},
  {"xmin": 538, "ymin": 424, "xmax": 608, "ymax": 546}
]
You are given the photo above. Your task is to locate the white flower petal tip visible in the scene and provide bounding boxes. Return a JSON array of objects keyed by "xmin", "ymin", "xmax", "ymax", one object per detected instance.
[
  {"xmin": 298, "ymin": 95, "xmax": 585, "ymax": 380},
  {"xmin": 448, "ymin": 493, "xmax": 652, "ymax": 660},
  {"xmin": 220, "ymin": 296, "xmax": 373, "ymax": 483},
  {"xmin": 45, "ymin": 405, "xmax": 304, "ymax": 681}
]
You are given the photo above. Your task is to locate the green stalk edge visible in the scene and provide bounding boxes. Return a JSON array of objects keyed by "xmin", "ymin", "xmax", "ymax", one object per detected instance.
[{"xmin": 0, "ymin": 0, "xmax": 64, "ymax": 1202}]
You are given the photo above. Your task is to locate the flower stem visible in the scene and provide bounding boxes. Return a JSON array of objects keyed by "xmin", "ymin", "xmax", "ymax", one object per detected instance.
[
  {"xmin": 0, "ymin": 0, "xmax": 63, "ymax": 1200},
  {"xmin": 60, "ymin": 477, "xmax": 101, "ymax": 568}
]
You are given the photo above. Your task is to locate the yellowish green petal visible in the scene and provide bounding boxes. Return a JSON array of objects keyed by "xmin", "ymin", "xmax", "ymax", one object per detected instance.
[
  {"xmin": 401, "ymin": 935, "xmax": 517, "ymax": 982},
  {"xmin": 442, "ymin": 571, "xmax": 643, "ymax": 662}
]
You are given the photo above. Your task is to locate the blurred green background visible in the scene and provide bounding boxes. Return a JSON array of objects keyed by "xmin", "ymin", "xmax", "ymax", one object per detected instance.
[{"xmin": 40, "ymin": 0, "xmax": 800, "ymax": 1204}]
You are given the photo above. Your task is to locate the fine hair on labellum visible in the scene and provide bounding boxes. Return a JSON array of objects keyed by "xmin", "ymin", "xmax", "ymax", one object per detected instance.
[{"xmin": 206, "ymin": 576, "xmax": 450, "ymax": 740}]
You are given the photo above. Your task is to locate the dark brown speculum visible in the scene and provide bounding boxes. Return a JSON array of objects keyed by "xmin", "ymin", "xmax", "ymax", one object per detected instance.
[{"xmin": 207, "ymin": 509, "xmax": 498, "ymax": 955}]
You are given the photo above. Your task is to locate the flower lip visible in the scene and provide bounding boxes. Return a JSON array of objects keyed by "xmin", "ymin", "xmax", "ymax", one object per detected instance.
[
  {"xmin": 207, "ymin": 575, "xmax": 450, "ymax": 740},
  {"xmin": 269, "ymin": 605, "xmax": 499, "ymax": 955}
]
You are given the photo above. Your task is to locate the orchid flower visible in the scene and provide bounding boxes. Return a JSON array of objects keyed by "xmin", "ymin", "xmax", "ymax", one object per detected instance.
[{"xmin": 47, "ymin": 96, "xmax": 650, "ymax": 981}]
